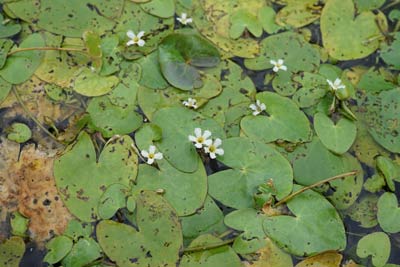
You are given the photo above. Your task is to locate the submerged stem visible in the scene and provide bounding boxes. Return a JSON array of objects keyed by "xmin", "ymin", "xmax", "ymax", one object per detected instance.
[
  {"xmin": 274, "ymin": 170, "xmax": 358, "ymax": 207},
  {"xmin": 7, "ymin": 47, "xmax": 86, "ymax": 56}
]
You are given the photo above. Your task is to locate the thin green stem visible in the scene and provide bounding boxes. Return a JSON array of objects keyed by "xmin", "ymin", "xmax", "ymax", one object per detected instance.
[
  {"xmin": 275, "ymin": 171, "xmax": 358, "ymax": 207},
  {"xmin": 7, "ymin": 47, "xmax": 86, "ymax": 56},
  {"xmin": 382, "ymin": 0, "xmax": 400, "ymax": 11},
  {"xmin": 12, "ymin": 87, "xmax": 62, "ymax": 144},
  {"xmin": 183, "ymin": 238, "xmax": 236, "ymax": 253}
]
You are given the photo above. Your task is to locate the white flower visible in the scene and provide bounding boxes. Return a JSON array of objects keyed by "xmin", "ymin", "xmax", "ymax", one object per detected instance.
[
  {"xmin": 270, "ymin": 59, "xmax": 287, "ymax": 72},
  {"xmin": 126, "ymin": 30, "xmax": 145, "ymax": 47},
  {"xmin": 177, "ymin": 13, "xmax": 193, "ymax": 25},
  {"xmin": 249, "ymin": 100, "xmax": 266, "ymax": 116},
  {"xmin": 188, "ymin": 128, "xmax": 212, "ymax": 149},
  {"xmin": 182, "ymin": 98, "xmax": 197, "ymax": 109},
  {"xmin": 327, "ymin": 78, "xmax": 346, "ymax": 91},
  {"xmin": 204, "ymin": 138, "xmax": 224, "ymax": 159},
  {"xmin": 141, "ymin": 145, "xmax": 163, "ymax": 165}
]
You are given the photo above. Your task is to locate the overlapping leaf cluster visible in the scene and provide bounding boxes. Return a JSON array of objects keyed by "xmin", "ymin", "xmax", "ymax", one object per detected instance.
[{"xmin": 1, "ymin": 0, "xmax": 400, "ymax": 266}]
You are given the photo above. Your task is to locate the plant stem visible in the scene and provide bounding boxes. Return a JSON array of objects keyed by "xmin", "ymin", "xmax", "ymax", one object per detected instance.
[
  {"xmin": 274, "ymin": 170, "xmax": 358, "ymax": 207},
  {"xmin": 183, "ymin": 238, "xmax": 236, "ymax": 253},
  {"xmin": 7, "ymin": 47, "xmax": 86, "ymax": 56},
  {"xmin": 12, "ymin": 87, "xmax": 61, "ymax": 144}
]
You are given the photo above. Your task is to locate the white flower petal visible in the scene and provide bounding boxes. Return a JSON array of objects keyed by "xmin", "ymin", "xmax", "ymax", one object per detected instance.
[
  {"xmin": 203, "ymin": 130, "xmax": 212, "ymax": 139},
  {"xmin": 204, "ymin": 146, "xmax": 210, "ymax": 153},
  {"xmin": 192, "ymin": 104, "xmax": 198, "ymax": 109},
  {"xmin": 137, "ymin": 31, "xmax": 145, "ymax": 38},
  {"xmin": 147, "ymin": 157, "xmax": 155, "ymax": 165},
  {"xmin": 249, "ymin": 104, "xmax": 257, "ymax": 111},
  {"xmin": 214, "ymin": 138, "xmax": 222, "ymax": 147},
  {"xmin": 270, "ymin": 60, "xmax": 277, "ymax": 65},
  {"xmin": 126, "ymin": 40, "xmax": 136, "ymax": 46},
  {"xmin": 183, "ymin": 101, "xmax": 189, "ymax": 106},
  {"xmin": 154, "ymin": 152, "xmax": 163, "ymax": 160},
  {"xmin": 259, "ymin": 103, "xmax": 266, "ymax": 110},
  {"xmin": 127, "ymin": 30, "xmax": 136, "ymax": 39},
  {"xmin": 204, "ymin": 139, "xmax": 212, "ymax": 146},
  {"xmin": 215, "ymin": 148, "xmax": 224, "ymax": 156},
  {"xmin": 194, "ymin": 128, "xmax": 202, "ymax": 137},
  {"xmin": 209, "ymin": 152, "xmax": 216, "ymax": 159},
  {"xmin": 194, "ymin": 143, "xmax": 203, "ymax": 148},
  {"xmin": 280, "ymin": 65, "xmax": 287, "ymax": 71},
  {"xmin": 181, "ymin": 13, "xmax": 187, "ymax": 19},
  {"xmin": 273, "ymin": 66, "xmax": 279, "ymax": 72},
  {"xmin": 188, "ymin": 135, "xmax": 197, "ymax": 142},
  {"xmin": 149, "ymin": 145, "xmax": 156, "ymax": 154},
  {"xmin": 137, "ymin": 39, "xmax": 145, "ymax": 47},
  {"xmin": 186, "ymin": 18, "xmax": 193, "ymax": 24},
  {"xmin": 253, "ymin": 110, "xmax": 260, "ymax": 116},
  {"xmin": 277, "ymin": 59, "xmax": 284, "ymax": 65},
  {"xmin": 177, "ymin": 17, "xmax": 182, "ymax": 23},
  {"xmin": 141, "ymin": 150, "xmax": 149, "ymax": 157}
]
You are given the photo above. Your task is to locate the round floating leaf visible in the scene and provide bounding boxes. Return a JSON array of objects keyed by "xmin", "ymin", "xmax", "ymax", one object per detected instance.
[
  {"xmin": 181, "ymin": 196, "xmax": 227, "ymax": 242},
  {"xmin": 73, "ymin": 68, "xmax": 119, "ymax": 97},
  {"xmin": 357, "ymin": 68, "xmax": 396, "ymax": 93},
  {"xmin": 61, "ymin": 237, "xmax": 102, "ymax": 267},
  {"xmin": 6, "ymin": 122, "xmax": 32, "ymax": 143},
  {"xmin": 0, "ymin": 33, "xmax": 44, "ymax": 84},
  {"xmin": 292, "ymin": 138, "xmax": 363, "ymax": 209},
  {"xmin": 229, "ymin": 9, "xmax": 263, "ymax": 39},
  {"xmin": 275, "ymin": 0, "xmax": 321, "ymax": 28},
  {"xmin": 263, "ymin": 185, "xmax": 346, "ymax": 256},
  {"xmin": 97, "ymin": 191, "xmax": 182, "ymax": 267},
  {"xmin": 87, "ymin": 83, "xmax": 142, "ymax": 138},
  {"xmin": 245, "ymin": 237, "xmax": 293, "ymax": 267},
  {"xmin": 98, "ymin": 183, "xmax": 129, "ymax": 219},
  {"xmin": 0, "ymin": 39, "xmax": 13, "ymax": 69},
  {"xmin": 295, "ymin": 251, "xmax": 343, "ymax": 267},
  {"xmin": 241, "ymin": 92, "xmax": 312, "ymax": 144},
  {"xmin": 54, "ymin": 132, "xmax": 137, "ymax": 222},
  {"xmin": 63, "ymin": 220, "xmax": 92, "ymax": 241},
  {"xmin": 356, "ymin": 232, "xmax": 390, "ymax": 267},
  {"xmin": 376, "ymin": 156, "xmax": 398, "ymax": 191},
  {"xmin": 44, "ymin": 236, "xmax": 73, "ymax": 264},
  {"xmin": 133, "ymin": 158, "xmax": 207, "ymax": 216},
  {"xmin": 158, "ymin": 33, "xmax": 220, "ymax": 90},
  {"xmin": 180, "ymin": 235, "xmax": 242, "ymax": 267},
  {"xmin": 380, "ymin": 32, "xmax": 400, "ymax": 70},
  {"xmin": 140, "ymin": 0, "xmax": 175, "ymax": 18},
  {"xmin": 360, "ymin": 89, "xmax": 400, "ymax": 153},
  {"xmin": 355, "ymin": 0, "xmax": 386, "ymax": 11},
  {"xmin": 0, "ymin": 14, "xmax": 21, "ymax": 38},
  {"xmin": 258, "ymin": 6, "xmax": 282, "ymax": 34},
  {"xmin": 0, "ymin": 237, "xmax": 25, "ymax": 267},
  {"xmin": 292, "ymin": 72, "xmax": 328, "ymax": 108},
  {"xmin": 321, "ymin": 0, "xmax": 385, "ymax": 60},
  {"xmin": 137, "ymin": 50, "xmax": 169, "ymax": 90},
  {"xmin": 208, "ymin": 137, "xmax": 293, "ymax": 209},
  {"xmin": 152, "ymin": 107, "xmax": 225, "ymax": 173},
  {"xmin": 10, "ymin": 211, "xmax": 29, "ymax": 236},
  {"xmin": 244, "ymin": 32, "xmax": 320, "ymax": 72},
  {"xmin": 377, "ymin": 192, "xmax": 400, "ymax": 233},
  {"xmin": 314, "ymin": 113, "xmax": 357, "ymax": 154}
]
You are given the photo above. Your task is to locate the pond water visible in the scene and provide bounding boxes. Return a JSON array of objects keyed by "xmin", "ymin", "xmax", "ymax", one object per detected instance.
[{"xmin": 0, "ymin": 0, "xmax": 400, "ymax": 266}]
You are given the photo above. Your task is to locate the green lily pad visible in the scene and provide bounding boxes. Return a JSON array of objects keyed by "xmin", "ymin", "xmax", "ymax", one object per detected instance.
[
  {"xmin": 158, "ymin": 33, "xmax": 220, "ymax": 90},
  {"xmin": 247, "ymin": 237, "xmax": 293, "ymax": 267},
  {"xmin": 5, "ymin": 0, "xmax": 121, "ymax": 37},
  {"xmin": 63, "ymin": 220, "xmax": 93, "ymax": 241},
  {"xmin": 356, "ymin": 232, "xmax": 390, "ymax": 267},
  {"xmin": 180, "ymin": 196, "xmax": 227, "ymax": 242},
  {"xmin": 292, "ymin": 72, "xmax": 328, "ymax": 108},
  {"xmin": 0, "ymin": 14, "xmax": 21, "ymax": 38},
  {"xmin": 241, "ymin": 92, "xmax": 312, "ymax": 144},
  {"xmin": 258, "ymin": 6, "xmax": 282, "ymax": 34},
  {"xmin": 133, "ymin": 158, "xmax": 207, "ymax": 216},
  {"xmin": 62, "ymin": 237, "xmax": 102, "ymax": 267},
  {"xmin": 355, "ymin": 0, "xmax": 386, "ymax": 11},
  {"xmin": 6, "ymin": 122, "xmax": 32, "ymax": 143},
  {"xmin": 99, "ymin": 35, "xmax": 121, "ymax": 76},
  {"xmin": 224, "ymin": 208, "xmax": 268, "ymax": 254},
  {"xmin": 44, "ymin": 236, "xmax": 74, "ymax": 264},
  {"xmin": 208, "ymin": 137, "xmax": 293, "ymax": 209},
  {"xmin": 54, "ymin": 132, "xmax": 137, "ymax": 221},
  {"xmin": 83, "ymin": 30, "xmax": 102, "ymax": 70},
  {"xmin": 0, "ymin": 39, "xmax": 13, "ymax": 69},
  {"xmin": 263, "ymin": 185, "xmax": 346, "ymax": 256},
  {"xmin": 140, "ymin": 0, "xmax": 175, "ymax": 18},
  {"xmin": 73, "ymin": 68, "xmax": 119, "ymax": 97},
  {"xmin": 377, "ymin": 192, "xmax": 400, "ymax": 233},
  {"xmin": 152, "ymin": 106, "xmax": 225, "ymax": 173},
  {"xmin": 87, "ymin": 83, "xmax": 142, "ymax": 138},
  {"xmin": 10, "ymin": 211, "xmax": 29, "ymax": 236},
  {"xmin": 98, "ymin": 183, "xmax": 130, "ymax": 219},
  {"xmin": 314, "ymin": 112, "xmax": 357, "ymax": 154},
  {"xmin": 97, "ymin": 191, "xmax": 182, "ymax": 267},
  {"xmin": 229, "ymin": 9, "xmax": 263, "ymax": 39},
  {"xmin": 376, "ymin": 156, "xmax": 399, "ymax": 191},
  {"xmin": 360, "ymin": 88, "xmax": 400, "ymax": 153},
  {"xmin": 0, "ymin": 33, "xmax": 44, "ymax": 84},
  {"xmin": 180, "ymin": 234, "xmax": 242, "ymax": 267},
  {"xmin": 0, "ymin": 237, "xmax": 25, "ymax": 267},
  {"xmin": 344, "ymin": 194, "xmax": 379, "ymax": 228},
  {"xmin": 136, "ymin": 50, "xmax": 169, "ymax": 90},
  {"xmin": 364, "ymin": 173, "xmax": 386, "ymax": 193},
  {"xmin": 291, "ymin": 138, "xmax": 364, "ymax": 210},
  {"xmin": 357, "ymin": 68, "xmax": 396, "ymax": 93},
  {"xmin": 380, "ymin": 32, "xmax": 400, "ymax": 70},
  {"xmin": 244, "ymin": 31, "xmax": 320, "ymax": 72},
  {"xmin": 275, "ymin": 0, "xmax": 321, "ymax": 28},
  {"xmin": 321, "ymin": 0, "xmax": 385, "ymax": 60}
]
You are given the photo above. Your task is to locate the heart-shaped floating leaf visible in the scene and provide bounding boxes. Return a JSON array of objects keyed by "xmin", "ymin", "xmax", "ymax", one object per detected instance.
[
  {"xmin": 295, "ymin": 251, "xmax": 342, "ymax": 267},
  {"xmin": 208, "ymin": 137, "xmax": 293, "ymax": 209},
  {"xmin": 97, "ymin": 191, "xmax": 182, "ymax": 267},
  {"xmin": 314, "ymin": 112, "xmax": 357, "ymax": 154},
  {"xmin": 356, "ymin": 232, "xmax": 390, "ymax": 267},
  {"xmin": 61, "ymin": 237, "xmax": 102, "ymax": 267},
  {"xmin": 0, "ymin": 14, "xmax": 21, "ymax": 38},
  {"xmin": 180, "ymin": 234, "xmax": 242, "ymax": 267},
  {"xmin": 229, "ymin": 9, "xmax": 263, "ymax": 39},
  {"xmin": 98, "ymin": 183, "xmax": 129, "ymax": 219},
  {"xmin": 344, "ymin": 194, "xmax": 379, "ymax": 228},
  {"xmin": 140, "ymin": 0, "xmax": 175, "ymax": 18},
  {"xmin": 133, "ymin": 158, "xmax": 207, "ymax": 216},
  {"xmin": 241, "ymin": 92, "xmax": 312, "ymax": 144},
  {"xmin": 0, "ymin": 237, "xmax": 25, "ymax": 267},
  {"xmin": 152, "ymin": 107, "xmax": 225, "ymax": 173},
  {"xmin": 54, "ymin": 132, "xmax": 137, "ymax": 222},
  {"xmin": 292, "ymin": 138, "xmax": 363, "ymax": 210},
  {"xmin": 0, "ymin": 33, "xmax": 44, "ymax": 84},
  {"xmin": 377, "ymin": 192, "xmax": 400, "ymax": 233},
  {"xmin": 158, "ymin": 33, "xmax": 220, "ymax": 90},
  {"xmin": 44, "ymin": 236, "xmax": 73, "ymax": 264},
  {"xmin": 244, "ymin": 237, "xmax": 293, "ymax": 267},
  {"xmin": 275, "ymin": 0, "xmax": 321, "ymax": 28},
  {"xmin": 0, "ymin": 39, "xmax": 13, "ymax": 69},
  {"xmin": 263, "ymin": 185, "xmax": 346, "ymax": 256},
  {"xmin": 380, "ymin": 32, "xmax": 400, "ymax": 70},
  {"xmin": 292, "ymin": 72, "xmax": 328, "ymax": 108},
  {"xmin": 6, "ymin": 122, "xmax": 32, "ymax": 143},
  {"xmin": 321, "ymin": 0, "xmax": 386, "ymax": 60},
  {"xmin": 376, "ymin": 156, "xmax": 399, "ymax": 191},
  {"xmin": 73, "ymin": 68, "xmax": 119, "ymax": 97}
]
